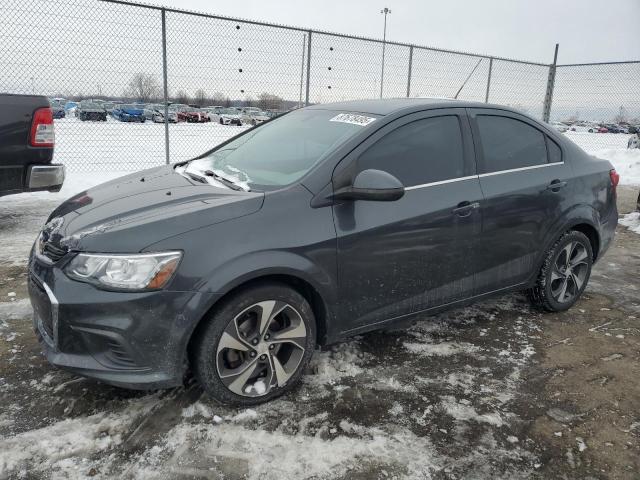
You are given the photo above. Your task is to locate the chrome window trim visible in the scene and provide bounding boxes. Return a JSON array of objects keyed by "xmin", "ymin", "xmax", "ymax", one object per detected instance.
[
  {"xmin": 405, "ymin": 175, "xmax": 479, "ymax": 191},
  {"xmin": 478, "ymin": 161, "xmax": 564, "ymax": 178},
  {"xmin": 403, "ymin": 161, "xmax": 564, "ymax": 191}
]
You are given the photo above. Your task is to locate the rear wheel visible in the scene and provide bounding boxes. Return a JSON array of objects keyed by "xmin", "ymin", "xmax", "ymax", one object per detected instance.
[
  {"xmin": 528, "ymin": 231, "xmax": 593, "ymax": 312},
  {"xmin": 193, "ymin": 283, "xmax": 316, "ymax": 405}
]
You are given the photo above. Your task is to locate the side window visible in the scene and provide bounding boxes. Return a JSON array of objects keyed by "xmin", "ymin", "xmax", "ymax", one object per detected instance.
[
  {"xmin": 476, "ymin": 115, "xmax": 547, "ymax": 173},
  {"xmin": 546, "ymin": 137, "xmax": 562, "ymax": 164},
  {"xmin": 356, "ymin": 116, "xmax": 465, "ymax": 186}
]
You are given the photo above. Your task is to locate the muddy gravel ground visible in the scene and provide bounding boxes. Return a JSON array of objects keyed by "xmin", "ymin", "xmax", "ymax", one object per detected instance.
[{"xmin": 0, "ymin": 187, "xmax": 638, "ymax": 480}]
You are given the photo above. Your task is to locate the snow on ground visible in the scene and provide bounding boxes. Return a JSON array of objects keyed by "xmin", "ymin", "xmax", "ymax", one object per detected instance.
[
  {"xmin": 619, "ymin": 211, "xmax": 640, "ymax": 234},
  {"xmin": 0, "ymin": 292, "xmax": 542, "ymax": 479}
]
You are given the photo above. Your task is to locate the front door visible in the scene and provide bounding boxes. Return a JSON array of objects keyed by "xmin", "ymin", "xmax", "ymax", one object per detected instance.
[{"xmin": 333, "ymin": 110, "xmax": 483, "ymax": 334}]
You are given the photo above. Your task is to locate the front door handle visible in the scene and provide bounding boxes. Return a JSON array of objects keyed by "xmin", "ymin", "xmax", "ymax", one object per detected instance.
[
  {"xmin": 546, "ymin": 180, "xmax": 567, "ymax": 192},
  {"xmin": 452, "ymin": 201, "xmax": 480, "ymax": 217}
]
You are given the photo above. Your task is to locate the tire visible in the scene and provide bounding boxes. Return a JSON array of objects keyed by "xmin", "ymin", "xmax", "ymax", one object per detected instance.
[
  {"xmin": 528, "ymin": 231, "xmax": 593, "ymax": 312},
  {"xmin": 219, "ymin": 118, "xmax": 223, "ymax": 125},
  {"xmin": 192, "ymin": 282, "xmax": 316, "ymax": 406}
]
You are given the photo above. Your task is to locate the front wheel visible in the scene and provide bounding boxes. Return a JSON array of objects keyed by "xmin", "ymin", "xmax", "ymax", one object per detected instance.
[
  {"xmin": 192, "ymin": 283, "xmax": 316, "ymax": 406},
  {"xmin": 528, "ymin": 231, "xmax": 593, "ymax": 312}
]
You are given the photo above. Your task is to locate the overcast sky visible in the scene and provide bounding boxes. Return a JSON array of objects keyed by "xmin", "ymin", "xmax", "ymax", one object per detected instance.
[{"xmin": 149, "ymin": 0, "xmax": 640, "ymax": 64}]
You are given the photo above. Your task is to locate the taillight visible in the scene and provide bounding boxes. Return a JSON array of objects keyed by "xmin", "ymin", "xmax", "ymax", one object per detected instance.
[
  {"xmin": 30, "ymin": 107, "xmax": 55, "ymax": 147},
  {"xmin": 610, "ymin": 169, "xmax": 620, "ymax": 195}
]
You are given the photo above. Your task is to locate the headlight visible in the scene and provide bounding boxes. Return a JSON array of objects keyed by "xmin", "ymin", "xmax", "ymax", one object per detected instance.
[{"xmin": 65, "ymin": 251, "xmax": 182, "ymax": 291}]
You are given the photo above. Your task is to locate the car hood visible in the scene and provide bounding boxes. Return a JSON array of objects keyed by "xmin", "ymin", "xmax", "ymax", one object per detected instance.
[
  {"xmin": 121, "ymin": 108, "xmax": 143, "ymax": 115},
  {"xmin": 45, "ymin": 165, "xmax": 264, "ymax": 253},
  {"xmin": 80, "ymin": 108, "xmax": 105, "ymax": 113}
]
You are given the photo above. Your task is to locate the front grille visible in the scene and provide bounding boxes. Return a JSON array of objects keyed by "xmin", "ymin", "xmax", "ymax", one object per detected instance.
[{"xmin": 42, "ymin": 240, "xmax": 68, "ymax": 262}]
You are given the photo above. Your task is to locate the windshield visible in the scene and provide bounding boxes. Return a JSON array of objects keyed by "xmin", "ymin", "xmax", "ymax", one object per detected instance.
[
  {"xmin": 185, "ymin": 109, "xmax": 379, "ymax": 190},
  {"xmin": 121, "ymin": 104, "xmax": 139, "ymax": 110}
]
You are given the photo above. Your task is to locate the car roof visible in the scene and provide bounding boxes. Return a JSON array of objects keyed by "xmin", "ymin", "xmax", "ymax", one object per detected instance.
[{"xmin": 305, "ymin": 97, "xmax": 524, "ymax": 116}]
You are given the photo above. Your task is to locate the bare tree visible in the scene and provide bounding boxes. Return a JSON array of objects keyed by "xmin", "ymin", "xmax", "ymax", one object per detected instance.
[
  {"xmin": 258, "ymin": 92, "xmax": 284, "ymax": 111},
  {"xmin": 194, "ymin": 89, "xmax": 208, "ymax": 107},
  {"xmin": 211, "ymin": 92, "xmax": 227, "ymax": 106},
  {"xmin": 174, "ymin": 90, "xmax": 190, "ymax": 105},
  {"xmin": 125, "ymin": 73, "xmax": 161, "ymax": 102}
]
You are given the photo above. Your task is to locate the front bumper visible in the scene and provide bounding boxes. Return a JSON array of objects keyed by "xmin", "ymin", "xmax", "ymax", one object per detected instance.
[
  {"xmin": 27, "ymin": 164, "xmax": 65, "ymax": 192},
  {"xmin": 28, "ymin": 253, "xmax": 219, "ymax": 390}
]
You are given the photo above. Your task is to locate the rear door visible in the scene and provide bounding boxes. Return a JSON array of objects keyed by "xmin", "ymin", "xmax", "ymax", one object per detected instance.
[
  {"xmin": 332, "ymin": 109, "xmax": 483, "ymax": 333},
  {"xmin": 468, "ymin": 108, "xmax": 573, "ymax": 294}
]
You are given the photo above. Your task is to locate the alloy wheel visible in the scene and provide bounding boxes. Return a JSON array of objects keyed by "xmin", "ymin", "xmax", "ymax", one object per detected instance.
[
  {"xmin": 550, "ymin": 240, "xmax": 589, "ymax": 304},
  {"xmin": 216, "ymin": 300, "xmax": 307, "ymax": 397}
]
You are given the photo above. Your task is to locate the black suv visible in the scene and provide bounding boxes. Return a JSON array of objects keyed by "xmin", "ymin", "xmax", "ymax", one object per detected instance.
[{"xmin": 29, "ymin": 99, "xmax": 618, "ymax": 405}]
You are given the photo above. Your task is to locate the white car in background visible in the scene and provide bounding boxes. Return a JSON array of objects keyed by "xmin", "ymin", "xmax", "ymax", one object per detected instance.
[
  {"xmin": 240, "ymin": 107, "xmax": 270, "ymax": 126},
  {"xmin": 550, "ymin": 121, "xmax": 568, "ymax": 133},
  {"xmin": 569, "ymin": 123, "xmax": 598, "ymax": 133},
  {"xmin": 217, "ymin": 107, "xmax": 243, "ymax": 126},
  {"xmin": 203, "ymin": 106, "xmax": 225, "ymax": 123}
]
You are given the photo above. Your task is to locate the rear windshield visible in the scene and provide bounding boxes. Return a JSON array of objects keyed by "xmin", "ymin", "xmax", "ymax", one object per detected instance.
[{"xmin": 186, "ymin": 109, "xmax": 379, "ymax": 189}]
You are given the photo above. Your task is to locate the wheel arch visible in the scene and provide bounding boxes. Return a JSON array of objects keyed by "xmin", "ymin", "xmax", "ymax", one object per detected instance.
[{"xmin": 185, "ymin": 270, "xmax": 334, "ymax": 372}]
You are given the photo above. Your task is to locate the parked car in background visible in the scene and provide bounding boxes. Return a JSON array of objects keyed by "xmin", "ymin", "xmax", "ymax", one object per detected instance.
[
  {"xmin": 175, "ymin": 105, "xmax": 209, "ymax": 123},
  {"xmin": 51, "ymin": 104, "xmax": 66, "ymax": 119},
  {"xmin": 604, "ymin": 124, "xmax": 622, "ymax": 134},
  {"xmin": 568, "ymin": 123, "xmax": 597, "ymax": 133},
  {"xmin": 76, "ymin": 101, "xmax": 107, "ymax": 121},
  {"xmin": 30, "ymin": 99, "xmax": 618, "ymax": 405},
  {"xmin": 597, "ymin": 126, "xmax": 608, "ymax": 133},
  {"xmin": 1, "ymin": 94, "xmax": 64, "ymax": 196},
  {"xmin": 629, "ymin": 125, "xmax": 639, "ymax": 134},
  {"xmin": 203, "ymin": 106, "xmax": 226, "ymax": 123},
  {"xmin": 550, "ymin": 121, "xmax": 568, "ymax": 133},
  {"xmin": 240, "ymin": 108, "xmax": 270, "ymax": 126},
  {"xmin": 149, "ymin": 105, "xmax": 178, "ymax": 123},
  {"xmin": 218, "ymin": 107, "xmax": 244, "ymax": 125},
  {"xmin": 112, "ymin": 104, "xmax": 146, "ymax": 122}
]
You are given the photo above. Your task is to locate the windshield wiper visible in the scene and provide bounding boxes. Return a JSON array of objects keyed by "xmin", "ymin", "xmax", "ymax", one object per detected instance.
[
  {"xmin": 184, "ymin": 171, "xmax": 208, "ymax": 184},
  {"xmin": 204, "ymin": 170, "xmax": 244, "ymax": 191}
]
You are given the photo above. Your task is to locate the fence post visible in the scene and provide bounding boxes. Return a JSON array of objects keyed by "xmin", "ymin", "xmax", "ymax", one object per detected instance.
[
  {"xmin": 542, "ymin": 43, "xmax": 559, "ymax": 123},
  {"xmin": 299, "ymin": 33, "xmax": 306, "ymax": 108},
  {"xmin": 485, "ymin": 57, "xmax": 493, "ymax": 103},
  {"xmin": 161, "ymin": 8, "xmax": 170, "ymax": 165},
  {"xmin": 305, "ymin": 31, "xmax": 312, "ymax": 106},
  {"xmin": 406, "ymin": 45, "xmax": 413, "ymax": 98}
]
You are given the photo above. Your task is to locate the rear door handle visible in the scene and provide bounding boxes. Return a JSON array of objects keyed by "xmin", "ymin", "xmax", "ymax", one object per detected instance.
[
  {"xmin": 546, "ymin": 180, "xmax": 567, "ymax": 192},
  {"xmin": 452, "ymin": 201, "xmax": 480, "ymax": 217}
]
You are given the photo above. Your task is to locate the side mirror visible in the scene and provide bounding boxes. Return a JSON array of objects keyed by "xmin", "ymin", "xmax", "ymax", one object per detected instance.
[{"xmin": 331, "ymin": 169, "xmax": 405, "ymax": 202}]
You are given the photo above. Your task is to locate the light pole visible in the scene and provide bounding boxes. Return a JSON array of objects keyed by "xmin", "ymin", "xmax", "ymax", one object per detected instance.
[{"xmin": 380, "ymin": 7, "xmax": 391, "ymax": 98}]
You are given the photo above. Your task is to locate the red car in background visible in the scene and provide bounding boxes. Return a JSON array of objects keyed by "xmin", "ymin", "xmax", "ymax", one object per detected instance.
[
  {"xmin": 597, "ymin": 126, "xmax": 609, "ymax": 133},
  {"xmin": 173, "ymin": 104, "xmax": 210, "ymax": 123}
]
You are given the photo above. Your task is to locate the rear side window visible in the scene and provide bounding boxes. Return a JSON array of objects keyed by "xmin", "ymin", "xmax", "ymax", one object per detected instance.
[
  {"xmin": 356, "ymin": 115, "xmax": 464, "ymax": 187},
  {"xmin": 547, "ymin": 137, "xmax": 562, "ymax": 164},
  {"xmin": 476, "ymin": 115, "xmax": 547, "ymax": 173}
]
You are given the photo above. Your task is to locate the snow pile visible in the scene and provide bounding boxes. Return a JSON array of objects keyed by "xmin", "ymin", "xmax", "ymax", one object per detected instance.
[
  {"xmin": 0, "ymin": 395, "xmax": 160, "ymax": 477},
  {"xmin": 439, "ymin": 396, "xmax": 504, "ymax": 427},
  {"xmin": 158, "ymin": 421, "xmax": 442, "ymax": 480},
  {"xmin": 403, "ymin": 340, "xmax": 480, "ymax": 356},
  {"xmin": 592, "ymin": 149, "xmax": 640, "ymax": 185},
  {"xmin": 619, "ymin": 212, "xmax": 640, "ymax": 234}
]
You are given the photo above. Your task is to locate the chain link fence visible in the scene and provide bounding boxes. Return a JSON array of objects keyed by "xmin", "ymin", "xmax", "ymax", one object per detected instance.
[{"xmin": 1, "ymin": 0, "xmax": 637, "ymax": 173}]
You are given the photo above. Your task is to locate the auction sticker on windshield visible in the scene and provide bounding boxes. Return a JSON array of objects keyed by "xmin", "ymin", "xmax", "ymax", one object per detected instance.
[{"xmin": 329, "ymin": 113, "xmax": 377, "ymax": 126}]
